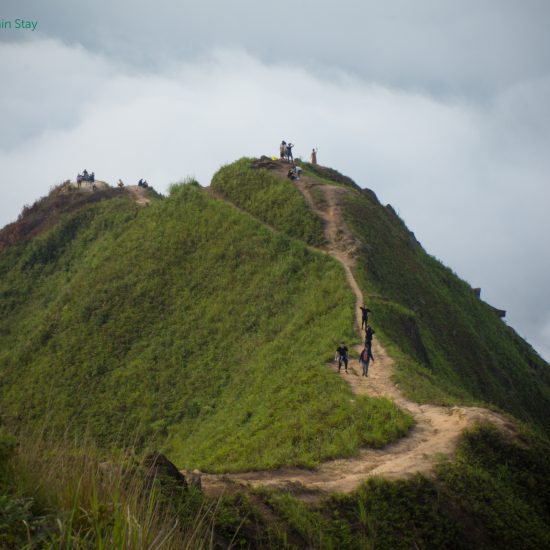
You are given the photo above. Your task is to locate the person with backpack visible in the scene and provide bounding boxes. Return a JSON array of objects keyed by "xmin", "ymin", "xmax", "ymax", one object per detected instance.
[
  {"xmin": 335, "ymin": 342, "xmax": 349, "ymax": 373},
  {"xmin": 360, "ymin": 306, "xmax": 371, "ymax": 330},
  {"xmin": 359, "ymin": 345, "xmax": 374, "ymax": 376}
]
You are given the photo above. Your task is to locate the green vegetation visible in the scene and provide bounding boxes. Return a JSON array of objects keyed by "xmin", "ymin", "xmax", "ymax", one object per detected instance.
[
  {"xmin": 2, "ymin": 158, "xmax": 550, "ymax": 547},
  {"xmin": 209, "ymin": 158, "xmax": 550, "ymax": 432},
  {"xmin": 340, "ymin": 187, "xmax": 550, "ymax": 431},
  {"xmin": 257, "ymin": 426, "xmax": 550, "ymax": 550},
  {"xmin": 211, "ymin": 158, "xmax": 326, "ymax": 246},
  {"xmin": 0, "ymin": 182, "xmax": 411, "ymax": 472},
  {"xmin": 0, "ymin": 427, "xmax": 252, "ymax": 549}
]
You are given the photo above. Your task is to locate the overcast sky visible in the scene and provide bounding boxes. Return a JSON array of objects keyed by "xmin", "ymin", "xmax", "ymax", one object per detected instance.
[{"xmin": 1, "ymin": 1, "xmax": 549, "ymax": 359}]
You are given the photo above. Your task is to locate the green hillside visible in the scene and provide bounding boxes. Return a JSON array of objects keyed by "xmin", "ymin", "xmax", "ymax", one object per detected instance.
[
  {"xmin": 1, "ymin": 160, "xmax": 550, "ymax": 548},
  {"xmin": 341, "ymin": 180, "xmax": 550, "ymax": 432},
  {"xmin": 213, "ymin": 159, "xmax": 550, "ymax": 434},
  {"xmin": 0, "ymin": 182, "xmax": 411, "ymax": 472}
]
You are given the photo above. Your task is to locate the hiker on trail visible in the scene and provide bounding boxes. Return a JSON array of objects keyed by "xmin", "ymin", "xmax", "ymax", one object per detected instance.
[
  {"xmin": 118, "ymin": 179, "xmax": 124, "ymax": 188},
  {"xmin": 359, "ymin": 346, "xmax": 374, "ymax": 377},
  {"xmin": 77, "ymin": 174, "xmax": 83, "ymax": 188},
  {"xmin": 92, "ymin": 183, "xmax": 98, "ymax": 192},
  {"xmin": 286, "ymin": 143, "xmax": 294, "ymax": 162},
  {"xmin": 89, "ymin": 172, "xmax": 95, "ymax": 183},
  {"xmin": 335, "ymin": 343, "xmax": 349, "ymax": 373},
  {"xmin": 311, "ymin": 148, "xmax": 318, "ymax": 165},
  {"xmin": 295, "ymin": 164, "xmax": 302, "ymax": 180},
  {"xmin": 142, "ymin": 180, "xmax": 149, "ymax": 188},
  {"xmin": 360, "ymin": 306, "xmax": 371, "ymax": 330},
  {"xmin": 287, "ymin": 168, "xmax": 296, "ymax": 181},
  {"xmin": 138, "ymin": 179, "xmax": 144, "ymax": 187},
  {"xmin": 280, "ymin": 140, "xmax": 287, "ymax": 160},
  {"xmin": 365, "ymin": 325, "xmax": 375, "ymax": 348},
  {"xmin": 83, "ymin": 169, "xmax": 88, "ymax": 181}
]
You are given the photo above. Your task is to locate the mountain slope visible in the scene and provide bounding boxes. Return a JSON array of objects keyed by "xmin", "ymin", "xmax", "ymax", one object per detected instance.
[
  {"xmin": 211, "ymin": 158, "xmax": 550, "ymax": 435},
  {"xmin": 0, "ymin": 181, "xmax": 411, "ymax": 472}
]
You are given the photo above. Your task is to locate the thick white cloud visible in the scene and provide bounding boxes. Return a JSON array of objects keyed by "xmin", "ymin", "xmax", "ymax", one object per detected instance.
[
  {"xmin": 2, "ymin": 0, "xmax": 549, "ymax": 96},
  {"xmin": 0, "ymin": 39, "xmax": 548, "ymax": 361}
]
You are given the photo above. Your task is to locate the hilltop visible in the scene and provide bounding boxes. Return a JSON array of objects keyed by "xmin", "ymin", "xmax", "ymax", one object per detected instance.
[{"xmin": 1, "ymin": 160, "xmax": 549, "ymax": 548}]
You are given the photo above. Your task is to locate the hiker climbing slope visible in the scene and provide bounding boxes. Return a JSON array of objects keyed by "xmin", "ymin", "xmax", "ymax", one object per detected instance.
[
  {"xmin": 365, "ymin": 325, "xmax": 375, "ymax": 349},
  {"xmin": 359, "ymin": 345, "xmax": 374, "ymax": 377},
  {"xmin": 335, "ymin": 342, "xmax": 349, "ymax": 373},
  {"xmin": 360, "ymin": 306, "xmax": 371, "ymax": 330}
]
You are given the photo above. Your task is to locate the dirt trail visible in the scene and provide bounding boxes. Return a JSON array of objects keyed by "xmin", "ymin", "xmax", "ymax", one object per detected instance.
[
  {"xmin": 125, "ymin": 185, "xmax": 151, "ymax": 206},
  {"xmin": 199, "ymin": 168, "xmax": 516, "ymax": 499},
  {"xmin": 67, "ymin": 181, "xmax": 150, "ymax": 206}
]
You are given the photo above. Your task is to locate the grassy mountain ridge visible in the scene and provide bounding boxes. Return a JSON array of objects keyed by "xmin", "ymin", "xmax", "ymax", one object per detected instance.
[
  {"xmin": 0, "ymin": 180, "xmax": 411, "ymax": 472},
  {"xmin": 212, "ymin": 158, "xmax": 550, "ymax": 435},
  {"xmin": 1, "ymin": 160, "xmax": 550, "ymax": 548}
]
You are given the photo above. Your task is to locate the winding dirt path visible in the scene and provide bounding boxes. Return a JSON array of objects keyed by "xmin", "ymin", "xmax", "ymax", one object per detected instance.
[{"xmin": 199, "ymin": 169, "xmax": 516, "ymax": 499}]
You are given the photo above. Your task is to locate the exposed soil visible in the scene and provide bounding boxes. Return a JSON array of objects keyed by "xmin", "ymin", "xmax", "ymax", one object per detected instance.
[
  {"xmin": 125, "ymin": 185, "xmax": 151, "ymax": 206},
  {"xmin": 198, "ymin": 165, "xmax": 517, "ymax": 499}
]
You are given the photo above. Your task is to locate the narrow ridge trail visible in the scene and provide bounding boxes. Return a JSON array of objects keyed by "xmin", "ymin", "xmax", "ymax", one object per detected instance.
[{"xmin": 199, "ymin": 170, "xmax": 516, "ymax": 499}]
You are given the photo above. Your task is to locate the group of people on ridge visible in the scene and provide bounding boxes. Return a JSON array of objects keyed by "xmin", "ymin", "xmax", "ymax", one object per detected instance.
[
  {"xmin": 279, "ymin": 141, "xmax": 319, "ymax": 166},
  {"xmin": 73, "ymin": 172, "xmax": 150, "ymax": 190},
  {"xmin": 76, "ymin": 169, "xmax": 95, "ymax": 189},
  {"xmin": 335, "ymin": 305, "xmax": 376, "ymax": 377},
  {"xmin": 279, "ymin": 141, "xmax": 319, "ymax": 180}
]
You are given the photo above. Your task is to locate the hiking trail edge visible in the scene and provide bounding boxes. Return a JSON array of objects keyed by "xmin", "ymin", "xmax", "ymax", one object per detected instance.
[{"xmin": 197, "ymin": 166, "xmax": 517, "ymax": 499}]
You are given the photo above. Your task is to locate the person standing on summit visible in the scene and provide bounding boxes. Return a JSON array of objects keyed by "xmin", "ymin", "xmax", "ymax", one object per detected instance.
[
  {"xmin": 311, "ymin": 148, "xmax": 318, "ymax": 165},
  {"xmin": 286, "ymin": 143, "xmax": 294, "ymax": 162},
  {"xmin": 280, "ymin": 140, "xmax": 287, "ymax": 160}
]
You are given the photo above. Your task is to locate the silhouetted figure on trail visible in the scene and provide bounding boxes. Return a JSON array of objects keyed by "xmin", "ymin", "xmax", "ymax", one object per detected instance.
[
  {"xmin": 360, "ymin": 306, "xmax": 371, "ymax": 330},
  {"xmin": 118, "ymin": 179, "xmax": 124, "ymax": 188},
  {"xmin": 77, "ymin": 174, "xmax": 83, "ymax": 188},
  {"xmin": 335, "ymin": 343, "xmax": 349, "ymax": 373},
  {"xmin": 280, "ymin": 140, "xmax": 287, "ymax": 160},
  {"xmin": 286, "ymin": 143, "xmax": 294, "ymax": 162},
  {"xmin": 365, "ymin": 325, "xmax": 375, "ymax": 348},
  {"xmin": 89, "ymin": 172, "xmax": 95, "ymax": 183},
  {"xmin": 359, "ymin": 346, "xmax": 374, "ymax": 377},
  {"xmin": 311, "ymin": 148, "xmax": 318, "ymax": 165}
]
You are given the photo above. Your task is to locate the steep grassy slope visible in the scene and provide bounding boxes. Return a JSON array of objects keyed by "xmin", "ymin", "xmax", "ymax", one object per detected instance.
[
  {"xmin": 211, "ymin": 158, "xmax": 326, "ymax": 246},
  {"xmin": 0, "ymin": 182, "xmax": 411, "ymax": 472},
  {"xmin": 340, "ymin": 183, "xmax": 550, "ymax": 432},
  {"xmin": 211, "ymin": 158, "xmax": 550, "ymax": 435}
]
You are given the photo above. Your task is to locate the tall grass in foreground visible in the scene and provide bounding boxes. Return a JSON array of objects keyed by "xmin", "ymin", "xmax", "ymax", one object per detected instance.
[{"xmin": 0, "ymin": 430, "xmax": 218, "ymax": 549}]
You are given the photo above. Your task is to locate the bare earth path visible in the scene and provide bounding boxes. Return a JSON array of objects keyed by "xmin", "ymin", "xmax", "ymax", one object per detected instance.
[{"xmin": 200, "ymin": 169, "xmax": 516, "ymax": 498}]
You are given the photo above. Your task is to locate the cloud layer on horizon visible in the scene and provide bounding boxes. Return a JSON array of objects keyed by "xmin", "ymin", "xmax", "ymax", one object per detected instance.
[{"xmin": 0, "ymin": 38, "xmax": 549, "ymax": 360}]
